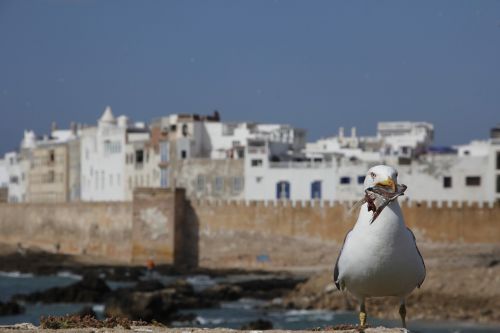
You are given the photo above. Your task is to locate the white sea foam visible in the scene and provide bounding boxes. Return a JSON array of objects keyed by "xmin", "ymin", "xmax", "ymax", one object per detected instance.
[
  {"xmin": 56, "ymin": 271, "xmax": 82, "ymax": 280},
  {"xmin": 92, "ymin": 304, "xmax": 105, "ymax": 313},
  {"xmin": 0, "ymin": 271, "xmax": 34, "ymax": 278},
  {"xmin": 195, "ymin": 316, "xmax": 224, "ymax": 325},
  {"xmin": 186, "ymin": 275, "xmax": 216, "ymax": 292}
]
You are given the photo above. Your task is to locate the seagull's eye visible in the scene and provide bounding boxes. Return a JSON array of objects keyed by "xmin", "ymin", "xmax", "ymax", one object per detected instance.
[{"xmin": 370, "ymin": 172, "xmax": 376, "ymax": 179}]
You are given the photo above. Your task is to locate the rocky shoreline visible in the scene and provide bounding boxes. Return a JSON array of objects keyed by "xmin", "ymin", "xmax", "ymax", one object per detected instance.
[
  {"xmin": 1, "ymin": 242, "xmax": 500, "ymax": 327},
  {"xmin": 280, "ymin": 243, "xmax": 500, "ymax": 324}
]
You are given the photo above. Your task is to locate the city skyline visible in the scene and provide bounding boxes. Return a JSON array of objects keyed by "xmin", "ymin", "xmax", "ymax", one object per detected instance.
[{"xmin": 1, "ymin": 0, "xmax": 499, "ymax": 153}]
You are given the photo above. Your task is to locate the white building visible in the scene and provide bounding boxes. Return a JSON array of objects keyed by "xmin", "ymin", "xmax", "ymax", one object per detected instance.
[
  {"xmin": 123, "ymin": 126, "xmax": 163, "ymax": 201},
  {"xmin": 81, "ymin": 107, "xmax": 130, "ymax": 201},
  {"xmin": 80, "ymin": 107, "xmax": 163, "ymax": 202},
  {"xmin": 152, "ymin": 112, "xmax": 306, "ymax": 161},
  {"xmin": 3, "ymin": 108, "xmax": 492, "ymax": 205},
  {"xmin": 3, "ymin": 151, "xmax": 29, "ymax": 203},
  {"xmin": 0, "ymin": 158, "xmax": 7, "ymax": 188},
  {"xmin": 244, "ymin": 121, "xmax": 499, "ymax": 204},
  {"xmin": 377, "ymin": 121, "xmax": 434, "ymax": 158}
]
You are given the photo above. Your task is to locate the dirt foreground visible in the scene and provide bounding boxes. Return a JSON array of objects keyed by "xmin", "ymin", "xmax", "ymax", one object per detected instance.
[{"xmin": 0, "ymin": 324, "xmax": 406, "ymax": 333}]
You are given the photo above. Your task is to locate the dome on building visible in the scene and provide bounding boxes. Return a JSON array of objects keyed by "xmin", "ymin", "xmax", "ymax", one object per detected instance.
[
  {"xmin": 117, "ymin": 115, "xmax": 129, "ymax": 128},
  {"xmin": 99, "ymin": 106, "xmax": 115, "ymax": 124},
  {"xmin": 21, "ymin": 130, "xmax": 37, "ymax": 149}
]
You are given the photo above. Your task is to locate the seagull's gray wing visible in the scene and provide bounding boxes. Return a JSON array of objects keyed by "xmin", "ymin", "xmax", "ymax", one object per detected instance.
[
  {"xmin": 407, "ymin": 227, "xmax": 426, "ymax": 288},
  {"xmin": 333, "ymin": 230, "xmax": 352, "ymax": 290}
]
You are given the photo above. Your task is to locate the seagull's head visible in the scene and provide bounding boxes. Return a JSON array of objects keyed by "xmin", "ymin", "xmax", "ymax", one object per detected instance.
[{"xmin": 363, "ymin": 165, "xmax": 398, "ymax": 193}]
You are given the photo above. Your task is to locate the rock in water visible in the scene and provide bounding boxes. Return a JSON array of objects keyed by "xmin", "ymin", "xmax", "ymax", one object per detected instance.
[
  {"xmin": 0, "ymin": 301, "xmax": 25, "ymax": 316},
  {"xmin": 13, "ymin": 274, "xmax": 111, "ymax": 303},
  {"xmin": 240, "ymin": 319, "xmax": 273, "ymax": 330}
]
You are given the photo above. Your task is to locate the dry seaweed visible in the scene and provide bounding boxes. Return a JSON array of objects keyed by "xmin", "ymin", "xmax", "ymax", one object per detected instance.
[{"xmin": 39, "ymin": 314, "xmax": 148, "ymax": 330}]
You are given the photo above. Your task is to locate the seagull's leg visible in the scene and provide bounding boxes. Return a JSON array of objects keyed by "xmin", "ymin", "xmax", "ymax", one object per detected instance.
[
  {"xmin": 399, "ymin": 298, "xmax": 407, "ymax": 328},
  {"xmin": 359, "ymin": 298, "xmax": 367, "ymax": 327}
]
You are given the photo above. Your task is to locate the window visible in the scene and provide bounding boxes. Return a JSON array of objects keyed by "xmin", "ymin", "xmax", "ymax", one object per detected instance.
[
  {"xmin": 497, "ymin": 152, "xmax": 500, "ymax": 170},
  {"xmin": 160, "ymin": 168, "xmax": 168, "ymax": 188},
  {"xmin": 214, "ymin": 177, "xmax": 224, "ymax": 193},
  {"xmin": 135, "ymin": 150, "xmax": 144, "ymax": 164},
  {"xmin": 160, "ymin": 142, "xmax": 169, "ymax": 162},
  {"xmin": 105, "ymin": 141, "xmax": 121, "ymax": 154},
  {"xmin": 170, "ymin": 124, "xmax": 177, "ymax": 132},
  {"xmin": 49, "ymin": 150, "xmax": 55, "ymax": 163},
  {"xmin": 497, "ymin": 175, "xmax": 500, "ymax": 194},
  {"xmin": 10, "ymin": 176, "xmax": 18, "ymax": 184},
  {"xmin": 47, "ymin": 171, "xmax": 55, "ymax": 183},
  {"xmin": 340, "ymin": 177, "xmax": 351, "ymax": 185},
  {"xmin": 181, "ymin": 150, "xmax": 187, "ymax": 159},
  {"xmin": 464, "ymin": 150, "xmax": 470, "ymax": 155},
  {"xmin": 311, "ymin": 181, "xmax": 321, "ymax": 199},
  {"xmin": 276, "ymin": 181, "xmax": 290, "ymax": 199},
  {"xmin": 465, "ymin": 176, "xmax": 481, "ymax": 186},
  {"xmin": 182, "ymin": 124, "xmax": 188, "ymax": 137},
  {"xmin": 233, "ymin": 177, "xmax": 243, "ymax": 193},
  {"xmin": 251, "ymin": 159, "xmax": 263, "ymax": 167},
  {"xmin": 443, "ymin": 176, "xmax": 452, "ymax": 188},
  {"xmin": 357, "ymin": 176, "xmax": 365, "ymax": 184},
  {"xmin": 398, "ymin": 157, "xmax": 411, "ymax": 165},
  {"xmin": 197, "ymin": 175, "xmax": 205, "ymax": 192}
]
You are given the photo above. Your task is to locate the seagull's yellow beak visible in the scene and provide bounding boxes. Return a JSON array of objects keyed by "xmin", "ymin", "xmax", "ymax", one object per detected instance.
[{"xmin": 376, "ymin": 177, "xmax": 397, "ymax": 192}]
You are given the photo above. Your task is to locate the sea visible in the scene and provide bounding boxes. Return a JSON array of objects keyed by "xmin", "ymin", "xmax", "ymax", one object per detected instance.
[{"xmin": 0, "ymin": 271, "xmax": 499, "ymax": 333}]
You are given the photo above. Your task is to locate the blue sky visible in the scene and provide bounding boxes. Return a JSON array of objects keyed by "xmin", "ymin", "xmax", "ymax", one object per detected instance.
[{"xmin": 0, "ymin": 0, "xmax": 499, "ymax": 153}]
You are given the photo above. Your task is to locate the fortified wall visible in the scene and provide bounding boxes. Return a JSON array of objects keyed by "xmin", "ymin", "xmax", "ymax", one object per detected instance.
[
  {"xmin": 191, "ymin": 199, "xmax": 500, "ymax": 244},
  {"xmin": 0, "ymin": 189, "xmax": 195, "ymax": 266},
  {"xmin": 0, "ymin": 190, "xmax": 498, "ymax": 265}
]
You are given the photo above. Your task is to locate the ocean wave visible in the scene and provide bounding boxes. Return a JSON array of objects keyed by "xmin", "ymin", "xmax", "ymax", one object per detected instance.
[
  {"xmin": 56, "ymin": 271, "xmax": 82, "ymax": 280},
  {"xmin": 186, "ymin": 275, "xmax": 216, "ymax": 291},
  {"xmin": 0, "ymin": 271, "xmax": 34, "ymax": 278},
  {"xmin": 268, "ymin": 309, "xmax": 335, "ymax": 322},
  {"xmin": 221, "ymin": 298, "xmax": 266, "ymax": 310},
  {"xmin": 92, "ymin": 304, "xmax": 105, "ymax": 313},
  {"xmin": 195, "ymin": 316, "xmax": 224, "ymax": 325}
]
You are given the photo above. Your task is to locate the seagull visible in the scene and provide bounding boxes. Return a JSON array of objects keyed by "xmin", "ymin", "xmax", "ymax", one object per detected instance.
[{"xmin": 333, "ymin": 165, "xmax": 426, "ymax": 328}]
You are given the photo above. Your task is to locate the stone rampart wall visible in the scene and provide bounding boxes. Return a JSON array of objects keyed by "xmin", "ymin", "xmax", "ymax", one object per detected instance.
[
  {"xmin": 0, "ymin": 202, "xmax": 133, "ymax": 260},
  {"xmin": 0, "ymin": 197, "xmax": 498, "ymax": 265},
  {"xmin": 191, "ymin": 200, "xmax": 500, "ymax": 244}
]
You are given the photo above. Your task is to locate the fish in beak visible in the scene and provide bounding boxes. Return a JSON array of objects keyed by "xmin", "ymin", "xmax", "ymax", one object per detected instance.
[{"xmin": 376, "ymin": 177, "xmax": 397, "ymax": 193}]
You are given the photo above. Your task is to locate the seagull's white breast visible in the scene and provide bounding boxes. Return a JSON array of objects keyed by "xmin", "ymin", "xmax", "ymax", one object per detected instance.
[{"xmin": 337, "ymin": 201, "xmax": 425, "ymax": 298}]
